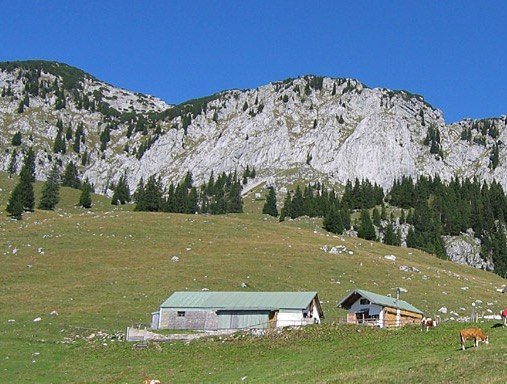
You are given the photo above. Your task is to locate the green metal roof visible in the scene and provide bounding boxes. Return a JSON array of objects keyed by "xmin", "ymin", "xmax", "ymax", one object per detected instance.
[
  {"xmin": 336, "ymin": 289, "xmax": 423, "ymax": 315},
  {"xmin": 161, "ymin": 291, "xmax": 319, "ymax": 312}
]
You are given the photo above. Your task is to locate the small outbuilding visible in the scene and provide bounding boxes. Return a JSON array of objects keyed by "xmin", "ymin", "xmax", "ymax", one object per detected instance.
[
  {"xmin": 152, "ymin": 291, "xmax": 324, "ymax": 330},
  {"xmin": 337, "ymin": 288, "xmax": 423, "ymax": 328}
]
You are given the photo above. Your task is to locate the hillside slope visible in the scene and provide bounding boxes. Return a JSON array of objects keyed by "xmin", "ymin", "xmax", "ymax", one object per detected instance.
[{"xmin": 1, "ymin": 184, "xmax": 506, "ymax": 382}]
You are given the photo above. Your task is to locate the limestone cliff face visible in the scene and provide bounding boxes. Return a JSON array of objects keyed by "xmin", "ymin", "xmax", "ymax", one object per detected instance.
[{"xmin": 1, "ymin": 64, "xmax": 505, "ymax": 196}]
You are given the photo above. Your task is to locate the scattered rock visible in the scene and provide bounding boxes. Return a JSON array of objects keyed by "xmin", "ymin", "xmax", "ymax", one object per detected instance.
[
  {"xmin": 241, "ymin": 282, "xmax": 248, "ymax": 288},
  {"xmin": 202, "ymin": 288, "xmax": 209, "ymax": 291},
  {"xmin": 50, "ymin": 310, "xmax": 58, "ymax": 316},
  {"xmin": 33, "ymin": 317, "xmax": 42, "ymax": 322},
  {"xmin": 438, "ymin": 307, "xmax": 448, "ymax": 314},
  {"xmin": 461, "ymin": 286, "xmax": 469, "ymax": 291},
  {"xmin": 7, "ymin": 319, "xmax": 15, "ymax": 323},
  {"xmin": 399, "ymin": 265, "xmax": 420, "ymax": 273},
  {"xmin": 384, "ymin": 255, "xmax": 396, "ymax": 261},
  {"xmin": 171, "ymin": 256, "xmax": 180, "ymax": 262}
]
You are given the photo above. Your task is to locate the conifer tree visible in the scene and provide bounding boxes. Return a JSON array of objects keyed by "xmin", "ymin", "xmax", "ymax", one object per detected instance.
[
  {"xmin": 11, "ymin": 131, "xmax": 22, "ymax": 146},
  {"xmin": 62, "ymin": 161, "xmax": 80, "ymax": 189},
  {"xmin": 6, "ymin": 187, "xmax": 24, "ymax": 219},
  {"xmin": 262, "ymin": 187, "xmax": 278, "ymax": 217},
  {"xmin": 383, "ymin": 222, "xmax": 400, "ymax": 246},
  {"xmin": 280, "ymin": 192, "xmax": 292, "ymax": 222},
  {"xmin": 400, "ymin": 209, "xmax": 406, "ymax": 224},
  {"xmin": 7, "ymin": 149, "xmax": 18, "ymax": 177},
  {"xmin": 186, "ymin": 187, "xmax": 199, "ymax": 214},
  {"xmin": 53, "ymin": 131, "xmax": 66, "ymax": 153},
  {"xmin": 323, "ymin": 205, "xmax": 344, "ymax": 234},
  {"xmin": 372, "ymin": 207, "xmax": 381, "ymax": 226},
  {"xmin": 111, "ymin": 173, "xmax": 131, "ymax": 205},
  {"xmin": 65, "ymin": 123, "xmax": 73, "ymax": 141},
  {"xmin": 227, "ymin": 181, "xmax": 243, "ymax": 213},
  {"xmin": 78, "ymin": 180, "xmax": 92, "ymax": 209},
  {"xmin": 291, "ymin": 186, "xmax": 305, "ymax": 219},
  {"xmin": 406, "ymin": 227, "xmax": 417, "ymax": 248},
  {"xmin": 38, "ymin": 164, "xmax": 60, "ymax": 210},
  {"xmin": 134, "ymin": 176, "xmax": 163, "ymax": 212},
  {"xmin": 73, "ymin": 122, "xmax": 84, "ymax": 153},
  {"xmin": 8, "ymin": 148, "xmax": 37, "ymax": 213},
  {"xmin": 380, "ymin": 203, "xmax": 387, "ymax": 220},
  {"xmin": 357, "ymin": 209, "xmax": 376, "ymax": 240}
]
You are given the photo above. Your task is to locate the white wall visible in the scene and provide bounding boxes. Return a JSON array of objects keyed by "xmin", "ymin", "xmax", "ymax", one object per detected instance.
[{"xmin": 276, "ymin": 311, "xmax": 304, "ymax": 327}]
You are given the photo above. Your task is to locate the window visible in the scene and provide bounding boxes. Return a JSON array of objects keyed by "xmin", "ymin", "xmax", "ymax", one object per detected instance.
[
  {"xmin": 359, "ymin": 298, "xmax": 370, "ymax": 305},
  {"xmin": 177, "ymin": 311, "xmax": 185, "ymax": 317}
]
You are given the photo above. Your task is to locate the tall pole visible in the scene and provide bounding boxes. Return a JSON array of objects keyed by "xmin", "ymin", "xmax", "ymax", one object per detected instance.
[{"xmin": 396, "ymin": 288, "xmax": 401, "ymax": 328}]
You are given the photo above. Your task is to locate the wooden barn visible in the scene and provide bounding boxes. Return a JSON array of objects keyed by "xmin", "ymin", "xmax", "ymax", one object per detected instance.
[
  {"xmin": 337, "ymin": 289, "xmax": 423, "ymax": 328},
  {"xmin": 151, "ymin": 291, "xmax": 324, "ymax": 330}
]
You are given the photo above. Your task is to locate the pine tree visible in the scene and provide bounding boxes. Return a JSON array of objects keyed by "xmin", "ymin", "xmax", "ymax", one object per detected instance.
[
  {"xmin": 383, "ymin": 222, "xmax": 399, "ymax": 246},
  {"xmin": 73, "ymin": 122, "xmax": 84, "ymax": 153},
  {"xmin": 7, "ymin": 149, "xmax": 18, "ymax": 177},
  {"xmin": 280, "ymin": 192, "xmax": 292, "ymax": 222},
  {"xmin": 78, "ymin": 181, "xmax": 92, "ymax": 209},
  {"xmin": 38, "ymin": 164, "xmax": 60, "ymax": 210},
  {"xmin": 111, "ymin": 173, "xmax": 131, "ymax": 205},
  {"xmin": 227, "ymin": 181, "xmax": 243, "ymax": 213},
  {"xmin": 65, "ymin": 123, "xmax": 73, "ymax": 141},
  {"xmin": 400, "ymin": 209, "xmax": 406, "ymax": 224},
  {"xmin": 134, "ymin": 176, "xmax": 163, "ymax": 212},
  {"xmin": 6, "ymin": 187, "xmax": 24, "ymax": 219},
  {"xmin": 9, "ymin": 148, "xmax": 37, "ymax": 212},
  {"xmin": 53, "ymin": 131, "xmax": 66, "ymax": 153},
  {"xmin": 62, "ymin": 161, "xmax": 80, "ymax": 189},
  {"xmin": 357, "ymin": 209, "xmax": 376, "ymax": 240},
  {"xmin": 372, "ymin": 207, "xmax": 381, "ymax": 226},
  {"xmin": 380, "ymin": 203, "xmax": 387, "ymax": 220},
  {"xmin": 262, "ymin": 187, "xmax": 278, "ymax": 217},
  {"xmin": 406, "ymin": 227, "xmax": 417, "ymax": 248},
  {"xmin": 20, "ymin": 148, "xmax": 36, "ymax": 182},
  {"xmin": 186, "ymin": 187, "xmax": 199, "ymax": 214},
  {"xmin": 11, "ymin": 131, "xmax": 22, "ymax": 146},
  {"xmin": 323, "ymin": 205, "xmax": 344, "ymax": 234},
  {"xmin": 291, "ymin": 186, "xmax": 304, "ymax": 219}
]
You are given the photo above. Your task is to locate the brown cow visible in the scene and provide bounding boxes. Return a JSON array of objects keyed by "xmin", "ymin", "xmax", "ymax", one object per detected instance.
[{"xmin": 459, "ymin": 328, "xmax": 489, "ymax": 350}]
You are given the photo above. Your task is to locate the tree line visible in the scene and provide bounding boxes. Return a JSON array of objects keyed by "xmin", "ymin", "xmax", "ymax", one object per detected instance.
[
  {"xmin": 134, "ymin": 170, "xmax": 243, "ymax": 215},
  {"xmin": 264, "ymin": 175, "xmax": 507, "ymax": 277},
  {"xmin": 6, "ymin": 150, "xmax": 93, "ymax": 219}
]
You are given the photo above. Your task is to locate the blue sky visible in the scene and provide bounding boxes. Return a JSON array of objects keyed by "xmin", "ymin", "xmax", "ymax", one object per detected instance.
[{"xmin": 0, "ymin": 1, "xmax": 505, "ymax": 122}]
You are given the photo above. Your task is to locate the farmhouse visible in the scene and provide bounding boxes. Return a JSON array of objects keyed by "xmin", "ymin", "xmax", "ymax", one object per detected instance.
[
  {"xmin": 337, "ymin": 289, "xmax": 423, "ymax": 328},
  {"xmin": 151, "ymin": 291, "xmax": 324, "ymax": 330}
]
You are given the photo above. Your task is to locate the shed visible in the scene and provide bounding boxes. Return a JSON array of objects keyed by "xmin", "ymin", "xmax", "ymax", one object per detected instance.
[
  {"xmin": 152, "ymin": 291, "xmax": 324, "ymax": 330},
  {"xmin": 337, "ymin": 288, "xmax": 423, "ymax": 328}
]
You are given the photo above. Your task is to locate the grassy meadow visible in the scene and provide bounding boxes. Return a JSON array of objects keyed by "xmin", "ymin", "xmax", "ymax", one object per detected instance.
[{"xmin": 0, "ymin": 173, "xmax": 506, "ymax": 383}]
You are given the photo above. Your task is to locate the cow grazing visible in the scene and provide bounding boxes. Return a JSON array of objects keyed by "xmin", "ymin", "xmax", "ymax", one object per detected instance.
[
  {"xmin": 421, "ymin": 316, "xmax": 437, "ymax": 332},
  {"xmin": 459, "ymin": 328, "xmax": 489, "ymax": 350}
]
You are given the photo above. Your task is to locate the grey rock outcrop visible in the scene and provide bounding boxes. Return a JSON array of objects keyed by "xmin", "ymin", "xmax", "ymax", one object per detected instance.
[{"xmin": 442, "ymin": 233, "xmax": 494, "ymax": 271}]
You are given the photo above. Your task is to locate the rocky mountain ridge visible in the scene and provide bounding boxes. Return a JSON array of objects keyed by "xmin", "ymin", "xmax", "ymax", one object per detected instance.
[{"xmin": 1, "ymin": 61, "xmax": 505, "ymax": 195}]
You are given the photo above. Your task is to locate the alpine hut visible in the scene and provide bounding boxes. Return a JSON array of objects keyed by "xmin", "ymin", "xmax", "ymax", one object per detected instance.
[
  {"xmin": 152, "ymin": 291, "xmax": 324, "ymax": 330},
  {"xmin": 337, "ymin": 288, "xmax": 423, "ymax": 328}
]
